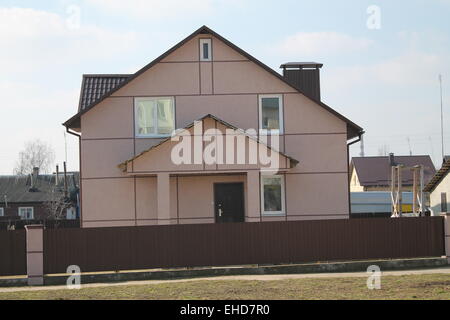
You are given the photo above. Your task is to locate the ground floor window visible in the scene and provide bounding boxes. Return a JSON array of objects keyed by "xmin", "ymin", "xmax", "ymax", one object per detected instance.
[
  {"xmin": 18, "ymin": 207, "xmax": 34, "ymax": 220},
  {"xmin": 0, "ymin": 207, "xmax": 3, "ymax": 217},
  {"xmin": 261, "ymin": 174, "xmax": 285, "ymax": 216}
]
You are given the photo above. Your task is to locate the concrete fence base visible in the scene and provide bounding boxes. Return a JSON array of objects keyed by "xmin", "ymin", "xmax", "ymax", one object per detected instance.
[{"xmin": 0, "ymin": 257, "xmax": 447, "ymax": 288}]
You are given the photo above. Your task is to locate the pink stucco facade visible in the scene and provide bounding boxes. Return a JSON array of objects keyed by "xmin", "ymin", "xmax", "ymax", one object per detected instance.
[{"xmin": 67, "ymin": 28, "xmax": 360, "ymax": 228}]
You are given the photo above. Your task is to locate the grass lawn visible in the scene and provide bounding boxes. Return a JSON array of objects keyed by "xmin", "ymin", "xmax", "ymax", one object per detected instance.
[{"xmin": 0, "ymin": 273, "xmax": 449, "ymax": 300}]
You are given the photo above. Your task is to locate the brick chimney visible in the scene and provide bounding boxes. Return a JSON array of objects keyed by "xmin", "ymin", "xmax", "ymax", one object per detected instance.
[
  {"xmin": 29, "ymin": 167, "xmax": 39, "ymax": 192},
  {"xmin": 280, "ymin": 62, "xmax": 323, "ymax": 101}
]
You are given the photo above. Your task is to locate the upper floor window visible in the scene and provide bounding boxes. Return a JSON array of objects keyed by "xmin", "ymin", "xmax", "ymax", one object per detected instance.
[
  {"xmin": 135, "ymin": 97, "xmax": 175, "ymax": 137},
  {"xmin": 199, "ymin": 39, "xmax": 212, "ymax": 61},
  {"xmin": 18, "ymin": 207, "xmax": 34, "ymax": 220},
  {"xmin": 259, "ymin": 94, "xmax": 283, "ymax": 133},
  {"xmin": 261, "ymin": 175, "xmax": 285, "ymax": 216}
]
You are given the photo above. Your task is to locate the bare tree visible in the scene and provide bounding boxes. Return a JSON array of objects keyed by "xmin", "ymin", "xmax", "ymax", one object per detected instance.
[
  {"xmin": 43, "ymin": 187, "xmax": 71, "ymax": 228},
  {"xmin": 13, "ymin": 139, "xmax": 55, "ymax": 175}
]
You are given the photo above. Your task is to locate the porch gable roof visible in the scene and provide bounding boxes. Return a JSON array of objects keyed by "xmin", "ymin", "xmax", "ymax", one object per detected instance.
[{"xmin": 118, "ymin": 114, "xmax": 299, "ymax": 174}]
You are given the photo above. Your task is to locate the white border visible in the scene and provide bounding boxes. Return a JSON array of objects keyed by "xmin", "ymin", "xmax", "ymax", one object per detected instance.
[
  {"xmin": 134, "ymin": 97, "xmax": 175, "ymax": 138},
  {"xmin": 258, "ymin": 94, "xmax": 283, "ymax": 134},
  {"xmin": 199, "ymin": 38, "xmax": 212, "ymax": 61},
  {"xmin": 260, "ymin": 174, "xmax": 286, "ymax": 216},
  {"xmin": 18, "ymin": 207, "xmax": 34, "ymax": 220}
]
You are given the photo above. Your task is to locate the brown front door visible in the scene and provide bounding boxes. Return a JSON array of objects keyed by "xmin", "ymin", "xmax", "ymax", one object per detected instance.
[{"xmin": 214, "ymin": 183, "xmax": 245, "ymax": 223}]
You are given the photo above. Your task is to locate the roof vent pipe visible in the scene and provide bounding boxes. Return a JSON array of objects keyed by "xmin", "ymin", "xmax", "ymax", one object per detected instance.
[
  {"xmin": 29, "ymin": 167, "xmax": 39, "ymax": 192},
  {"xmin": 31, "ymin": 167, "xmax": 39, "ymax": 187},
  {"xmin": 389, "ymin": 153, "xmax": 395, "ymax": 167},
  {"xmin": 55, "ymin": 165, "xmax": 59, "ymax": 186}
]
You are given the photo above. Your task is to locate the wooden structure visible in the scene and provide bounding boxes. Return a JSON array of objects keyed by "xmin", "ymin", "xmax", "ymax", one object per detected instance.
[{"xmin": 391, "ymin": 165, "xmax": 424, "ymax": 217}]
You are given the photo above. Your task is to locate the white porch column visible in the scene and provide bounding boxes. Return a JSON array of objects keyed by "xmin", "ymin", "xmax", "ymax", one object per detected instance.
[
  {"xmin": 247, "ymin": 170, "xmax": 261, "ymax": 222},
  {"xmin": 157, "ymin": 173, "xmax": 171, "ymax": 225}
]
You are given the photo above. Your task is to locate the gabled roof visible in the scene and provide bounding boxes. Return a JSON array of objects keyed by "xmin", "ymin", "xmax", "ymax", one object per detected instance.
[
  {"xmin": 351, "ymin": 155, "xmax": 436, "ymax": 187},
  {"xmin": 424, "ymin": 156, "xmax": 450, "ymax": 192},
  {"xmin": 0, "ymin": 173, "xmax": 79, "ymax": 203},
  {"xmin": 64, "ymin": 25, "xmax": 363, "ymax": 139},
  {"xmin": 118, "ymin": 114, "xmax": 299, "ymax": 171},
  {"xmin": 78, "ymin": 74, "xmax": 131, "ymax": 111}
]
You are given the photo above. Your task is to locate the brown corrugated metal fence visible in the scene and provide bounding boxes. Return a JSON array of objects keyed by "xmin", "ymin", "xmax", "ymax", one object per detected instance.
[
  {"xmin": 41, "ymin": 217, "xmax": 445, "ymax": 275},
  {"xmin": 0, "ymin": 230, "xmax": 26, "ymax": 276}
]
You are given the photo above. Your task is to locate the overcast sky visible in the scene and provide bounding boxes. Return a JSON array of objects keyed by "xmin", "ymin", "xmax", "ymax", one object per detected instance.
[{"xmin": 0, "ymin": 0, "xmax": 449, "ymax": 174}]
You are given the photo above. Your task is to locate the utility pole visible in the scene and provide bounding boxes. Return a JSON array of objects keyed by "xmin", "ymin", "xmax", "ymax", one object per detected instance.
[
  {"xmin": 359, "ymin": 135, "xmax": 365, "ymax": 157},
  {"xmin": 439, "ymin": 74, "xmax": 444, "ymax": 161},
  {"xmin": 64, "ymin": 130, "xmax": 68, "ymax": 164}
]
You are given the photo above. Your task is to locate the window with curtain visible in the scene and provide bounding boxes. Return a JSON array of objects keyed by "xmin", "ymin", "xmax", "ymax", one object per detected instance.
[
  {"xmin": 135, "ymin": 97, "xmax": 175, "ymax": 137},
  {"xmin": 261, "ymin": 175, "xmax": 285, "ymax": 215}
]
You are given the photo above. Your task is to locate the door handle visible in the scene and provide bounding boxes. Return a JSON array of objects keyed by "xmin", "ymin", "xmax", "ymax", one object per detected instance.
[{"xmin": 218, "ymin": 208, "xmax": 223, "ymax": 217}]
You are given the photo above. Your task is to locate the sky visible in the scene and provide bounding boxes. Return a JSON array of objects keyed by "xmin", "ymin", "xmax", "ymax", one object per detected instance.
[{"xmin": 0, "ymin": 0, "xmax": 449, "ymax": 174}]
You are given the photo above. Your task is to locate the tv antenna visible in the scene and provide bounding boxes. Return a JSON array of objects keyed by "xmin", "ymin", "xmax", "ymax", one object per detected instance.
[{"xmin": 407, "ymin": 137, "xmax": 412, "ymax": 156}]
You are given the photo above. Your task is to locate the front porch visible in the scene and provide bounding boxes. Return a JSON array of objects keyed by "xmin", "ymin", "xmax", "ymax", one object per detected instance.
[
  {"xmin": 118, "ymin": 115, "xmax": 298, "ymax": 225},
  {"xmin": 133, "ymin": 170, "xmax": 278, "ymax": 225}
]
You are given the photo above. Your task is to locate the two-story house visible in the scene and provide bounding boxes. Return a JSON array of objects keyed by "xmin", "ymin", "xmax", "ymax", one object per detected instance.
[{"xmin": 63, "ymin": 26, "xmax": 363, "ymax": 228}]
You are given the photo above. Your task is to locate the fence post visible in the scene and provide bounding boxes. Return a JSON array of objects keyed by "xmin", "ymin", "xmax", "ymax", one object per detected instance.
[
  {"xmin": 442, "ymin": 213, "xmax": 450, "ymax": 264},
  {"xmin": 25, "ymin": 225, "xmax": 44, "ymax": 286}
]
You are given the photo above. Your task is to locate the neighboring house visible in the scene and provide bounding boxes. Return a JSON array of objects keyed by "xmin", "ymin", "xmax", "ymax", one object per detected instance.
[
  {"xmin": 63, "ymin": 26, "xmax": 363, "ymax": 228},
  {"xmin": 351, "ymin": 191, "xmax": 419, "ymax": 217},
  {"xmin": 424, "ymin": 156, "xmax": 450, "ymax": 216},
  {"xmin": 0, "ymin": 168, "xmax": 80, "ymax": 221},
  {"xmin": 349, "ymin": 154, "xmax": 436, "ymax": 192}
]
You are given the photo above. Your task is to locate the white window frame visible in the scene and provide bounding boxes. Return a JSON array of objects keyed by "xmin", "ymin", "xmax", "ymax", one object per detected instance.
[
  {"xmin": 258, "ymin": 94, "xmax": 283, "ymax": 134},
  {"xmin": 134, "ymin": 97, "xmax": 175, "ymax": 138},
  {"xmin": 0, "ymin": 207, "xmax": 4, "ymax": 217},
  {"xmin": 199, "ymin": 38, "xmax": 212, "ymax": 61},
  {"xmin": 18, "ymin": 207, "xmax": 34, "ymax": 220},
  {"xmin": 261, "ymin": 174, "xmax": 286, "ymax": 216}
]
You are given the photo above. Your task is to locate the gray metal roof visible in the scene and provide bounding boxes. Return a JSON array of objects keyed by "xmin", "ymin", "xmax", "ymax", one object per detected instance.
[
  {"xmin": 78, "ymin": 75, "xmax": 131, "ymax": 111},
  {"xmin": 351, "ymin": 155, "xmax": 436, "ymax": 187},
  {"xmin": 0, "ymin": 173, "xmax": 79, "ymax": 203}
]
